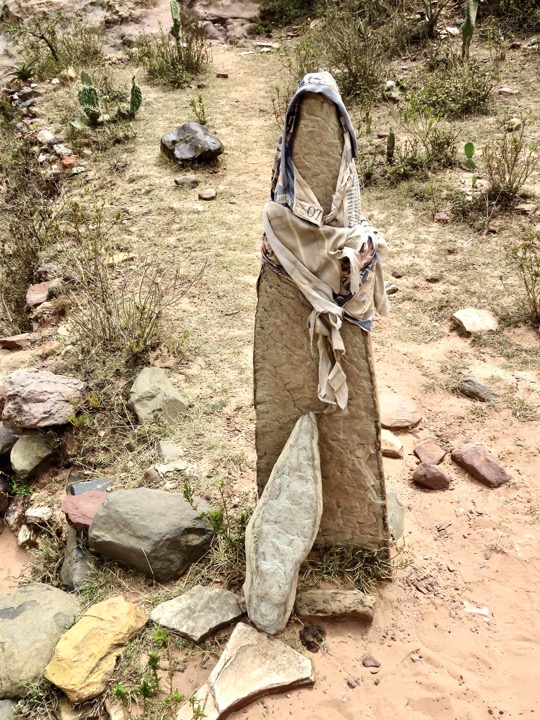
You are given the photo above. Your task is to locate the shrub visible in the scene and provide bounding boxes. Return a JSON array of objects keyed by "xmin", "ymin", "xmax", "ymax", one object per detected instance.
[
  {"xmin": 482, "ymin": 118, "xmax": 539, "ymax": 206},
  {"xmin": 409, "ymin": 51, "xmax": 496, "ymax": 119},
  {"xmin": 260, "ymin": 0, "xmax": 317, "ymax": 25},
  {"xmin": 484, "ymin": 0, "xmax": 540, "ymax": 32},
  {"xmin": 507, "ymin": 230, "xmax": 540, "ymax": 326}
]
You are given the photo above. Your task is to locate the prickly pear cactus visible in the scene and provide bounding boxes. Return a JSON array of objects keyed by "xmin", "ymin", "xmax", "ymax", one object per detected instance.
[
  {"xmin": 170, "ymin": 0, "xmax": 180, "ymax": 40},
  {"xmin": 386, "ymin": 129, "xmax": 395, "ymax": 164},
  {"xmin": 130, "ymin": 77, "xmax": 143, "ymax": 116}
]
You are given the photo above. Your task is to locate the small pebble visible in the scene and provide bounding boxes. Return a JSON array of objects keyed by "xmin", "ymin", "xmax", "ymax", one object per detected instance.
[{"xmin": 198, "ymin": 188, "xmax": 216, "ymax": 201}]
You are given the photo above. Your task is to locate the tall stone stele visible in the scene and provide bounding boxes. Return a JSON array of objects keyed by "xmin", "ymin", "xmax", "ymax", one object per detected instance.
[{"xmin": 254, "ymin": 81, "xmax": 389, "ymax": 553}]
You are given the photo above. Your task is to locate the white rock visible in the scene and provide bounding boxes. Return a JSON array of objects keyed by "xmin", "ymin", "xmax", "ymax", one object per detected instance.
[
  {"xmin": 381, "ymin": 428, "xmax": 404, "ymax": 458},
  {"xmin": 244, "ymin": 413, "xmax": 322, "ymax": 635},
  {"xmin": 379, "ymin": 391, "xmax": 422, "ymax": 430},
  {"xmin": 451, "ymin": 308, "xmax": 498, "ymax": 336}
]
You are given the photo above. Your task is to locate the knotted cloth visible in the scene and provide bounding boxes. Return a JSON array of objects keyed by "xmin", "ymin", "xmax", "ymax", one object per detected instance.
[{"xmin": 262, "ymin": 71, "xmax": 389, "ymax": 412}]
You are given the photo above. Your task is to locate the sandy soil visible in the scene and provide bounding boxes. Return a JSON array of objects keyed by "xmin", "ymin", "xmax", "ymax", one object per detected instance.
[{"xmin": 2, "ymin": 15, "xmax": 540, "ymax": 720}]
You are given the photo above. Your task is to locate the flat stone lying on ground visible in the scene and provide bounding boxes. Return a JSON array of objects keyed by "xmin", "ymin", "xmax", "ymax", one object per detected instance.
[
  {"xmin": 174, "ymin": 175, "xmax": 199, "ymax": 188},
  {"xmin": 458, "ymin": 373, "xmax": 500, "ymax": 402},
  {"xmin": 10, "ymin": 430, "xmax": 54, "ymax": 478},
  {"xmin": 88, "ymin": 488, "xmax": 214, "ymax": 581},
  {"xmin": 45, "ymin": 596, "xmax": 147, "ymax": 703},
  {"xmin": 150, "ymin": 585, "xmax": 245, "ymax": 643},
  {"xmin": 379, "ymin": 391, "xmax": 422, "ymax": 430},
  {"xmin": 412, "ymin": 463, "xmax": 452, "ymax": 490},
  {"xmin": 2, "ymin": 369, "xmax": 86, "ymax": 429},
  {"xmin": 176, "ymin": 623, "xmax": 314, "ymax": 720},
  {"xmin": 62, "ymin": 490, "xmax": 108, "ymax": 531},
  {"xmin": 60, "ymin": 527, "xmax": 97, "ymax": 591},
  {"xmin": 380, "ymin": 428, "xmax": 403, "ymax": 458},
  {"xmin": 161, "ymin": 122, "xmax": 224, "ymax": 164},
  {"xmin": 451, "ymin": 308, "xmax": 498, "ymax": 336},
  {"xmin": 451, "ymin": 444, "xmax": 511, "ymax": 488},
  {"xmin": 0, "ymin": 334, "xmax": 33, "ymax": 350},
  {"xmin": 295, "ymin": 589, "xmax": 376, "ymax": 621},
  {"xmin": 0, "ymin": 583, "xmax": 78, "ymax": 699},
  {"xmin": 67, "ymin": 478, "xmax": 113, "ymax": 495},
  {"xmin": 414, "ymin": 438, "xmax": 446, "ymax": 465},
  {"xmin": 244, "ymin": 413, "xmax": 322, "ymax": 635},
  {"xmin": 128, "ymin": 367, "xmax": 188, "ymax": 425}
]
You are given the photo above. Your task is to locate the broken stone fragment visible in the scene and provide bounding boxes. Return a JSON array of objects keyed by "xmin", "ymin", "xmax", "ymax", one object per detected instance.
[
  {"xmin": 62, "ymin": 490, "xmax": 108, "ymax": 531},
  {"xmin": 451, "ymin": 308, "xmax": 498, "ymax": 336},
  {"xmin": 413, "ymin": 438, "xmax": 446, "ymax": 465},
  {"xmin": 295, "ymin": 589, "xmax": 376, "ymax": 621},
  {"xmin": 128, "ymin": 367, "xmax": 188, "ymax": 425},
  {"xmin": 10, "ymin": 430, "xmax": 55, "ymax": 479},
  {"xmin": 67, "ymin": 477, "xmax": 113, "ymax": 495},
  {"xmin": 380, "ymin": 428, "xmax": 403, "ymax": 458},
  {"xmin": 176, "ymin": 623, "xmax": 314, "ymax": 720},
  {"xmin": 458, "ymin": 373, "xmax": 500, "ymax": 402},
  {"xmin": 198, "ymin": 187, "xmax": 217, "ymax": 200},
  {"xmin": 45, "ymin": 596, "xmax": 147, "ymax": 703},
  {"xmin": 26, "ymin": 281, "xmax": 52, "ymax": 308},
  {"xmin": 379, "ymin": 391, "xmax": 422, "ymax": 430},
  {"xmin": 174, "ymin": 175, "xmax": 199, "ymax": 188},
  {"xmin": 4, "ymin": 498, "xmax": 24, "ymax": 533},
  {"xmin": 150, "ymin": 585, "xmax": 245, "ymax": 642},
  {"xmin": 160, "ymin": 122, "xmax": 224, "ymax": 164},
  {"xmin": 17, "ymin": 524, "xmax": 38, "ymax": 548},
  {"xmin": 25, "ymin": 506, "xmax": 53, "ymax": 526},
  {"xmin": 0, "ymin": 334, "xmax": 34, "ymax": 350},
  {"xmin": 2, "ymin": 368, "xmax": 86, "ymax": 429},
  {"xmin": 451, "ymin": 445, "xmax": 511, "ymax": 488},
  {"xmin": 244, "ymin": 413, "xmax": 322, "ymax": 635},
  {"xmin": 412, "ymin": 463, "xmax": 452, "ymax": 490}
]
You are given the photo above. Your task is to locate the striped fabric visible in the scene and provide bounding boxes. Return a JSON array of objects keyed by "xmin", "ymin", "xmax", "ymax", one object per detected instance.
[{"xmin": 261, "ymin": 72, "xmax": 389, "ymax": 413}]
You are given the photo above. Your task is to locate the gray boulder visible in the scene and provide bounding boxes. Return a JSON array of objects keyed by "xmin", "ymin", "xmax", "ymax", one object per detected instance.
[
  {"xmin": 244, "ymin": 413, "xmax": 322, "ymax": 635},
  {"xmin": 2, "ymin": 369, "xmax": 86, "ymax": 429},
  {"xmin": 128, "ymin": 367, "xmax": 188, "ymax": 425},
  {"xmin": 0, "ymin": 583, "xmax": 78, "ymax": 699},
  {"xmin": 161, "ymin": 122, "xmax": 224, "ymax": 164},
  {"xmin": 0, "ymin": 700, "xmax": 16, "ymax": 720},
  {"xmin": 60, "ymin": 527, "xmax": 97, "ymax": 591},
  {"xmin": 89, "ymin": 489, "xmax": 214, "ymax": 582},
  {"xmin": 10, "ymin": 431, "xmax": 55, "ymax": 479}
]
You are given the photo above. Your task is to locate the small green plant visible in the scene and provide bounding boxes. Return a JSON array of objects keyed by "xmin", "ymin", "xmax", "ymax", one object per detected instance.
[
  {"xmin": 464, "ymin": 140, "xmax": 476, "ymax": 168},
  {"xmin": 2, "ymin": 61, "xmax": 36, "ymax": 82},
  {"xmin": 482, "ymin": 118, "xmax": 539, "ymax": 205},
  {"xmin": 189, "ymin": 94, "xmax": 207, "ymax": 125},
  {"xmin": 8, "ymin": 476, "xmax": 33, "ymax": 499},
  {"xmin": 188, "ymin": 695, "xmax": 206, "ymax": 718},
  {"xmin": 153, "ymin": 626, "xmax": 169, "ymax": 648},
  {"xmin": 507, "ymin": 229, "xmax": 540, "ymax": 326},
  {"xmin": 112, "ymin": 683, "xmax": 129, "ymax": 703}
]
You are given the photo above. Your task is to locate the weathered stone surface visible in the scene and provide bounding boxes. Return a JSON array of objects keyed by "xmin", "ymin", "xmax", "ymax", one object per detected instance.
[
  {"xmin": 254, "ymin": 267, "xmax": 388, "ymax": 549},
  {"xmin": 2, "ymin": 369, "xmax": 86, "ymax": 429},
  {"xmin": 0, "ymin": 334, "xmax": 33, "ymax": 350},
  {"xmin": 88, "ymin": 489, "xmax": 213, "ymax": 581},
  {"xmin": 379, "ymin": 391, "xmax": 422, "ymax": 429},
  {"xmin": 458, "ymin": 373, "xmax": 500, "ymax": 402},
  {"xmin": 0, "ymin": 583, "xmax": 77, "ymax": 699},
  {"xmin": 295, "ymin": 589, "xmax": 376, "ymax": 621},
  {"xmin": 192, "ymin": 0, "xmax": 260, "ymax": 21},
  {"xmin": 176, "ymin": 623, "xmax": 314, "ymax": 720},
  {"xmin": 414, "ymin": 438, "xmax": 446, "ymax": 465},
  {"xmin": 451, "ymin": 445, "xmax": 511, "ymax": 488},
  {"xmin": 26, "ymin": 281, "xmax": 51, "ymax": 308},
  {"xmin": 174, "ymin": 175, "xmax": 199, "ymax": 188},
  {"xmin": 45, "ymin": 596, "xmax": 147, "ymax": 703},
  {"xmin": 60, "ymin": 527, "xmax": 97, "ymax": 591},
  {"xmin": 0, "ymin": 424, "xmax": 17, "ymax": 456},
  {"xmin": 17, "ymin": 524, "xmax": 37, "ymax": 548},
  {"xmin": 381, "ymin": 428, "xmax": 403, "ymax": 458},
  {"xmin": 67, "ymin": 477, "xmax": 113, "ymax": 495},
  {"xmin": 245, "ymin": 413, "xmax": 322, "ymax": 635},
  {"xmin": 160, "ymin": 123, "xmax": 224, "ymax": 164},
  {"xmin": 198, "ymin": 187, "xmax": 217, "ymax": 201},
  {"xmin": 150, "ymin": 585, "xmax": 245, "ymax": 642},
  {"xmin": 62, "ymin": 490, "xmax": 107, "ymax": 531},
  {"xmin": 412, "ymin": 463, "xmax": 452, "ymax": 490},
  {"xmin": 25, "ymin": 505, "xmax": 53, "ymax": 525},
  {"xmin": 128, "ymin": 367, "xmax": 188, "ymax": 425},
  {"xmin": 10, "ymin": 431, "xmax": 54, "ymax": 478},
  {"xmin": 158, "ymin": 440, "xmax": 183, "ymax": 461},
  {"xmin": 451, "ymin": 308, "xmax": 498, "ymax": 336},
  {"xmin": 4, "ymin": 498, "xmax": 24, "ymax": 533},
  {"xmin": 0, "ymin": 699, "xmax": 16, "ymax": 720}
]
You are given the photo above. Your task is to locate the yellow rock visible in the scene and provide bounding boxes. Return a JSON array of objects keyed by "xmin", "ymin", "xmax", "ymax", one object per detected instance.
[{"xmin": 45, "ymin": 596, "xmax": 147, "ymax": 703}]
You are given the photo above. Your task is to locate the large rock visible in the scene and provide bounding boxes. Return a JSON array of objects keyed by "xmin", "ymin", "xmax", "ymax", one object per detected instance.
[
  {"xmin": 451, "ymin": 445, "xmax": 511, "ymax": 488},
  {"xmin": 191, "ymin": 0, "xmax": 260, "ymax": 22},
  {"xmin": 150, "ymin": 585, "xmax": 245, "ymax": 642},
  {"xmin": 254, "ymin": 266, "xmax": 389, "ymax": 550},
  {"xmin": 128, "ymin": 367, "xmax": 187, "ymax": 425},
  {"xmin": 160, "ymin": 123, "xmax": 224, "ymax": 165},
  {"xmin": 244, "ymin": 413, "xmax": 322, "ymax": 635},
  {"xmin": 458, "ymin": 373, "xmax": 500, "ymax": 402},
  {"xmin": 379, "ymin": 391, "xmax": 422, "ymax": 429},
  {"xmin": 62, "ymin": 490, "xmax": 108, "ymax": 531},
  {"xmin": 45, "ymin": 596, "xmax": 147, "ymax": 703},
  {"xmin": 10, "ymin": 431, "xmax": 54, "ymax": 478},
  {"xmin": 176, "ymin": 623, "xmax": 314, "ymax": 720},
  {"xmin": 451, "ymin": 308, "xmax": 498, "ymax": 336},
  {"xmin": 0, "ymin": 583, "xmax": 77, "ymax": 699},
  {"xmin": 60, "ymin": 527, "xmax": 97, "ymax": 591},
  {"xmin": 0, "ymin": 700, "xmax": 16, "ymax": 720},
  {"xmin": 295, "ymin": 589, "xmax": 376, "ymax": 621},
  {"xmin": 88, "ymin": 489, "xmax": 213, "ymax": 581},
  {"xmin": 2, "ymin": 369, "xmax": 86, "ymax": 429}
]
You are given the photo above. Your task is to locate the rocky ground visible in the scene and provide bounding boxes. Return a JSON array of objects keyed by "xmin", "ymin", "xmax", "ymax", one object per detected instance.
[{"xmin": 1, "ymin": 1, "xmax": 540, "ymax": 719}]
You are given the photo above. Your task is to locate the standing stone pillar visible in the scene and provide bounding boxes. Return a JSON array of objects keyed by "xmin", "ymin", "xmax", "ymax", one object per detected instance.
[{"xmin": 254, "ymin": 75, "xmax": 389, "ymax": 553}]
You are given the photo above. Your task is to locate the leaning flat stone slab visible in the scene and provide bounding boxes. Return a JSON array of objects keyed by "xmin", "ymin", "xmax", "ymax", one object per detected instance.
[
  {"xmin": 379, "ymin": 391, "xmax": 422, "ymax": 430},
  {"xmin": 451, "ymin": 308, "xmax": 498, "ymax": 336},
  {"xmin": 295, "ymin": 589, "xmax": 376, "ymax": 621},
  {"xmin": 176, "ymin": 623, "xmax": 314, "ymax": 720},
  {"xmin": 2, "ymin": 368, "xmax": 86, "ymax": 429},
  {"xmin": 150, "ymin": 585, "xmax": 245, "ymax": 643},
  {"xmin": 0, "ymin": 583, "xmax": 77, "ymax": 699},
  {"xmin": 244, "ymin": 413, "xmax": 322, "ymax": 635},
  {"xmin": 45, "ymin": 596, "xmax": 147, "ymax": 703},
  {"xmin": 451, "ymin": 445, "xmax": 511, "ymax": 488},
  {"xmin": 255, "ymin": 267, "xmax": 389, "ymax": 550}
]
